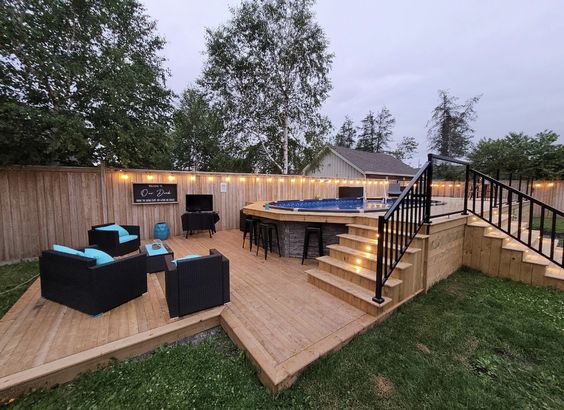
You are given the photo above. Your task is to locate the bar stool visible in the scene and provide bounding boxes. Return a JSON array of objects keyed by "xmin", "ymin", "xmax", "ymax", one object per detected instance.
[
  {"xmin": 242, "ymin": 216, "xmax": 260, "ymax": 251},
  {"xmin": 256, "ymin": 222, "xmax": 281, "ymax": 260},
  {"xmin": 302, "ymin": 224, "xmax": 324, "ymax": 264}
]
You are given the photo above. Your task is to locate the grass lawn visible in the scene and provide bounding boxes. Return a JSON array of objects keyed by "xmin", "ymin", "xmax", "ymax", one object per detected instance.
[
  {"xmin": 531, "ymin": 215, "xmax": 564, "ymax": 234},
  {"xmin": 0, "ymin": 260, "xmax": 39, "ymax": 317},
  {"xmin": 4, "ymin": 267, "xmax": 564, "ymax": 409}
]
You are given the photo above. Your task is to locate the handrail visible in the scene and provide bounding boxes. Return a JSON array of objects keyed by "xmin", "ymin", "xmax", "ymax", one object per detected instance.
[
  {"xmin": 373, "ymin": 160, "xmax": 432, "ymax": 303},
  {"xmin": 373, "ymin": 153, "xmax": 563, "ymax": 303},
  {"xmin": 383, "ymin": 161, "xmax": 431, "ymax": 219},
  {"xmin": 467, "ymin": 169, "xmax": 563, "ymax": 267},
  {"xmin": 471, "ymin": 169, "xmax": 563, "ymax": 215},
  {"xmin": 428, "ymin": 154, "xmax": 471, "ymax": 166}
]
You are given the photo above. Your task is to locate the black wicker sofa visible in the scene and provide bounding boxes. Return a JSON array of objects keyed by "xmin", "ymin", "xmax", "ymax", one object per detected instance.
[{"xmin": 39, "ymin": 247, "xmax": 147, "ymax": 315}]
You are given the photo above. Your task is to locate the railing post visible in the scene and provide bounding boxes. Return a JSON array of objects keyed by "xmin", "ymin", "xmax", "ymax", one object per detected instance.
[
  {"xmin": 424, "ymin": 154, "xmax": 433, "ymax": 223},
  {"xmin": 373, "ymin": 215, "xmax": 385, "ymax": 304},
  {"xmin": 462, "ymin": 164, "xmax": 470, "ymax": 215}
]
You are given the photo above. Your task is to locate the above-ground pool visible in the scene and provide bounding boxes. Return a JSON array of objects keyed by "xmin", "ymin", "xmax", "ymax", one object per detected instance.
[{"xmin": 269, "ymin": 197, "xmax": 445, "ymax": 213}]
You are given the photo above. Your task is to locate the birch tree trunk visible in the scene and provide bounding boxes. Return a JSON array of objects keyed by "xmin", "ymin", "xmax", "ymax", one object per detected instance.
[{"xmin": 283, "ymin": 114, "xmax": 289, "ymax": 174}]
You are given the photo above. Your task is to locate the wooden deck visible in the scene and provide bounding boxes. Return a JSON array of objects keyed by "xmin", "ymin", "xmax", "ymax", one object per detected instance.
[{"xmin": 0, "ymin": 230, "xmax": 378, "ymax": 398}]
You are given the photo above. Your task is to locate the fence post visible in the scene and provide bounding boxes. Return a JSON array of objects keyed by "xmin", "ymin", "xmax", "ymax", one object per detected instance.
[
  {"xmin": 372, "ymin": 215, "xmax": 385, "ymax": 304},
  {"xmin": 100, "ymin": 162, "xmax": 108, "ymax": 223},
  {"xmin": 462, "ymin": 163, "xmax": 470, "ymax": 215},
  {"xmin": 424, "ymin": 154, "xmax": 433, "ymax": 223}
]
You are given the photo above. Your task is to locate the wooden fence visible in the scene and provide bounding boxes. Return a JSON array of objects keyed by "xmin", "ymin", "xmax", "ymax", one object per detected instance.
[
  {"xmin": 0, "ymin": 166, "xmax": 389, "ymax": 262},
  {"xmin": 430, "ymin": 180, "xmax": 564, "ymax": 213}
]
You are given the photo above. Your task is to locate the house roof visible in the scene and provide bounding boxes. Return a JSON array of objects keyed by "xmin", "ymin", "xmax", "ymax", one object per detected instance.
[{"xmin": 330, "ymin": 146, "xmax": 417, "ymax": 177}]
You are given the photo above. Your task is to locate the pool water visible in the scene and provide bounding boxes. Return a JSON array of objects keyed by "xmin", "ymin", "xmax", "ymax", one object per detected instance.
[
  {"xmin": 268, "ymin": 197, "xmax": 445, "ymax": 213},
  {"xmin": 269, "ymin": 198, "xmax": 396, "ymax": 213}
]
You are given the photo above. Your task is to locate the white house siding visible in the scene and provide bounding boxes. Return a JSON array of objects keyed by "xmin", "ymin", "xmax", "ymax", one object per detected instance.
[{"xmin": 304, "ymin": 151, "xmax": 364, "ymax": 179}]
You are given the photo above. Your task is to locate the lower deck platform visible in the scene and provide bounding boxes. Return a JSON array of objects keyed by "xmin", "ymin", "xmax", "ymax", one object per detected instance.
[{"xmin": 0, "ymin": 230, "xmax": 380, "ymax": 399}]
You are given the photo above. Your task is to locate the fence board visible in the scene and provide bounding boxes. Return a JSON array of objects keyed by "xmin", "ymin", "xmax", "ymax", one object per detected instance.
[{"xmin": 0, "ymin": 167, "xmax": 388, "ymax": 262}]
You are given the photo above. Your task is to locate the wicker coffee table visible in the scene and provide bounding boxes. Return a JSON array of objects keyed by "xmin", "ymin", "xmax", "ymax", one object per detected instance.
[{"xmin": 139, "ymin": 243, "xmax": 174, "ymax": 273}]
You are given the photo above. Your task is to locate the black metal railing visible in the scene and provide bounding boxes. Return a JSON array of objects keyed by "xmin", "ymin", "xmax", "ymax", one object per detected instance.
[
  {"xmin": 373, "ymin": 159, "xmax": 433, "ymax": 303},
  {"xmin": 373, "ymin": 153, "xmax": 563, "ymax": 303},
  {"xmin": 467, "ymin": 169, "xmax": 563, "ymax": 268}
]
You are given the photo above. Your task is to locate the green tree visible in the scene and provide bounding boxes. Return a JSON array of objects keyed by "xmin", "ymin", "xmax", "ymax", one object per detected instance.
[
  {"xmin": 172, "ymin": 88, "xmax": 224, "ymax": 171},
  {"xmin": 0, "ymin": 0, "xmax": 173, "ymax": 168},
  {"xmin": 334, "ymin": 116, "xmax": 356, "ymax": 148},
  {"xmin": 356, "ymin": 107, "xmax": 395, "ymax": 152},
  {"xmin": 392, "ymin": 136, "xmax": 418, "ymax": 161},
  {"xmin": 427, "ymin": 90, "xmax": 481, "ymax": 158},
  {"xmin": 199, "ymin": 0, "xmax": 333, "ymax": 174},
  {"xmin": 468, "ymin": 130, "xmax": 564, "ymax": 179}
]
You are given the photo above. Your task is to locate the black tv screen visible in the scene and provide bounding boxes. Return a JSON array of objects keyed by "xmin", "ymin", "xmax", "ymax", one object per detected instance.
[
  {"xmin": 186, "ymin": 194, "xmax": 213, "ymax": 212},
  {"xmin": 338, "ymin": 186, "xmax": 364, "ymax": 198}
]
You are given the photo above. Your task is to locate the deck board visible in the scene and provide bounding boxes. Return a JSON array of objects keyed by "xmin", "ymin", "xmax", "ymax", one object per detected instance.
[{"xmin": 0, "ymin": 230, "xmax": 371, "ymax": 397}]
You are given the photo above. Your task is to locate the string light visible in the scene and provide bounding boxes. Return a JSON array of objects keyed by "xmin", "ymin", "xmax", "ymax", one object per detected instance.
[
  {"xmin": 239, "ymin": 177, "xmax": 246, "ymax": 181},
  {"xmin": 225, "ymin": 177, "xmax": 231, "ymax": 181},
  {"xmin": 147, "ymin": 175, "xmax": 154, "ymax": 181},
  {"xmin": 120, "ymin": 173, "xmax": 129, "ymax": 180},
  {"xmin": 268, "ymin": 177, "xmax": 273, "ymax": 182},
  {"xmin": 548, "ymin": 182, "xmax": 554, "ymax": 187},
  {"xmin": 168, "ymin": 175, "xmax": 175, "ymax": 181},
  {"xmin": 208, "ymin": 176, "xmax": 214, "ymax": 181},
  {"xmin": 279, "ymin": 178, "xmax": 284, "ymax": 182},
  {"xmin": 190, "ymin": 175, "xmax": 196, "ymax": 181},
  {"xmin": 291, "ymin": 178, "xmax": 295, "ymax": 183},
  {"xmin": 255, "ymin": 177, "xmax": 260, "ymax": 181}
]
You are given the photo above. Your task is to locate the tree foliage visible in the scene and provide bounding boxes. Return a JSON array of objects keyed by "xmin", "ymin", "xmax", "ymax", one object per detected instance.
[
  {"xmin": 468, "ymin": 130, "xmax": 564, "ymax": 179},
  {"xmin": 172, "ymin": 88, "xmax": 232, "ymax": 171},
  {"xmin": 333, "ymin": 116, "xmax": 356, "ymax": 148},
  {"xmin": 0, "ymin": 0, "xmax": 174, "ymax": 168},
  {"xmin": 391, "ymin": 136, "xmax": 418, "ymax": 162},
  {"xmin": 356, "ymin": 107, "xmax": 395, "ymax": 153},
  {"xmin": 427, "ymin": 90, "xmax": 480, "ymax": 158},
  {"xmin": 199, "ymin": 0, "xmax": 333, "ymax": 174}
]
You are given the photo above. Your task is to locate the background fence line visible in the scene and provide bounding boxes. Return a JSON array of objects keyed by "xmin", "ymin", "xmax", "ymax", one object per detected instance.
[
  {"xmin": 2, "ymin": 166, "xmax": 562, "ymax": 263},
  {"xmin": 430, "ymin": 179, "xmax": 564, "ymax": 213},
  {"xmin": 0, "ymin": 166, "xmax": 388, "ymax": 262}
]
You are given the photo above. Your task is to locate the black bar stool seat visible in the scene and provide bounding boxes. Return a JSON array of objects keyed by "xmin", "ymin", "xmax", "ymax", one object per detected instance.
[
  {"xmin": 242, "ymin": 216, "xmax": 260, "ymax": 251},
  {"xmin": 302, "ymin": 224, "xmax": 324, "ymax": 264},
  {"xmin": 256, "ymin": 222, "xmax": 281, "ymax": 260}
]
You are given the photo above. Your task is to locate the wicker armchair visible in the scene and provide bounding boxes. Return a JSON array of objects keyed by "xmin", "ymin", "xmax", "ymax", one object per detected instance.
[
  {"xmin": 164, "ymin": 249, "xmax": 230, "ymax": 318},
  {"xmin": 39, "ymin": 247, "xmax": 147, "ymax": 315},
  {"xmin": 88, "ymin": 223, "xmax": 140, "ymax": 256}
]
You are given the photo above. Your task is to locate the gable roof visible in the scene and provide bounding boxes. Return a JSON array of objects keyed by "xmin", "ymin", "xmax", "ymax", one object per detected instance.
[{"xmin": 329, "ymin": 146, "xmax": 417, "ymax": 177}]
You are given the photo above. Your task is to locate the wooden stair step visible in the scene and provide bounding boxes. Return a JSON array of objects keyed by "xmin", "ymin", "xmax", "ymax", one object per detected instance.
[
  {"xmin": 543, "ymin": 266, "xmax": 564, "ymax": 290},
  {"xmin": 337, "ymin": 234, "xmax": 421, "ymax": 254},
  {"xmin": 346, "ymin": 224, "xmax": 429, "ymax": 239},
  {"xmin": 316, "ymin": 255, "xmax": 403, "ymax": 288},
  {"xmin": 545, "ymin": 266, "xmax": 564, "ymax": 280},
  {"xmin": 326, "ymin": 244, "xmax": 412, "ymax": 271},
  {"xmin": 306, "ymin": 268, "xmax": 392, "ymax": 316}
]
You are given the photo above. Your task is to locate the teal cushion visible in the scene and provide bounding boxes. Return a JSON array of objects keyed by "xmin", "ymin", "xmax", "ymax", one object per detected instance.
[
  {"xmin": 119, "ymin": 234, "xmax": 138, "ymax": 244},
  {"xmin": 172, "ymin": 255, "xmax": 201, "ymax": 265},
  {"xmin": 83, "ymin": 248, "xmax": 114, "ymax": 265},
  {"xmin": 96, "ymin": 224, "xmax": 129, "ymax": 237},
  {"xmin": 52, "ymin": 244, "xmax": 84, "ymax": 257}
]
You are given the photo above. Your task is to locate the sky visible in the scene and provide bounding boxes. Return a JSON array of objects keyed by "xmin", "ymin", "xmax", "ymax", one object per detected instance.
[{"xmin": 140, "ymin": 0, "xmax": 564, "ymax": 166}]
